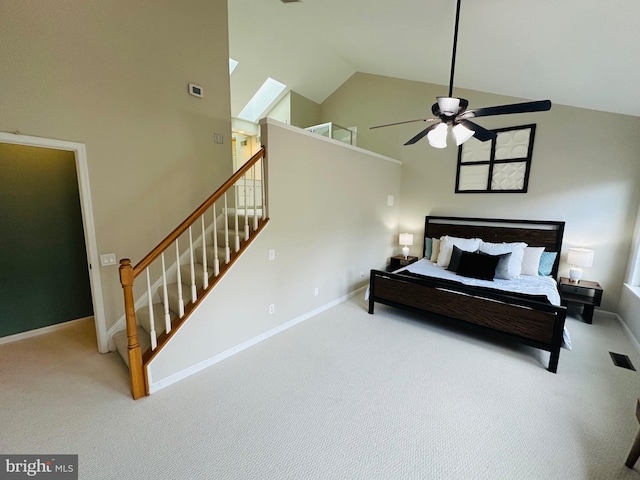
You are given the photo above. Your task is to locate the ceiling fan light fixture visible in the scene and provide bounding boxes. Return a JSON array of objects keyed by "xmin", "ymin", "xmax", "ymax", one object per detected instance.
[
  {"xmin": 427, "ymin": 123, "xmax": 448, "ymax": 148},
  {"xmin": 437, "ymin": 97, "xmax": 460, "ymax": 116},
  {"xmin": 452, "ymin": 123, "xmax": 474, "ymax": 146}
]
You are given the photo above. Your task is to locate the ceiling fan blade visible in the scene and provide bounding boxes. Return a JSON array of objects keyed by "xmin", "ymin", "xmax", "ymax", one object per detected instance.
[
  {"xmin": 464, "ymin": 100, "xmax": 552, "ymax": 118},
  {"xmin": 459, "ymin": 119, "xmax": 496, "ymax": 142},
  {"xmin": 370, "ymin": 118, "xmax": 436, "ymax": 129},
  {"xmin": 404, "ymin": 123, "xmax": 439, "ymax": 145}
]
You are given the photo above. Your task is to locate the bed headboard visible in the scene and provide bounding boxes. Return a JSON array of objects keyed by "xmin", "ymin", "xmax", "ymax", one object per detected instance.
[{"xmin": 423, "ymin": 216, "xmax": 565, "ymax": 279}]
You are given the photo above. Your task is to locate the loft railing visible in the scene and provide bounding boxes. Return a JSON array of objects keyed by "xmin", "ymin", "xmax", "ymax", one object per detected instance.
[{"xmin": 119, "ymin": 147, "xmax": 268, "ymax": 399}]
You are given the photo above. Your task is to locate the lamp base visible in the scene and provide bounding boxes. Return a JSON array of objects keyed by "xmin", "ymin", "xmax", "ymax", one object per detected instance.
[
  {"xmin": 402, "ymin": 246, "xmax": 410, "ymax": 259},
  {"xmin": 569, "ymin": 267, "xmax": 583, "ymax": 283}
]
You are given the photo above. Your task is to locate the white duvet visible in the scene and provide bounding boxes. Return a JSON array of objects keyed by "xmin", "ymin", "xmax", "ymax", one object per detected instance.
[{"xmin": 369, "ymin": 258, "xmax": 572, "ymax": 349}]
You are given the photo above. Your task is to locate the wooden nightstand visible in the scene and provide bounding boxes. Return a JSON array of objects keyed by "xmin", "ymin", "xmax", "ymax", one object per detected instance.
[
  {"xmin": 387, "ymin": 255, "xmax": 418, "ymax": 272},
  {"xmin": 558, "ymin": 277, "xmax": 603, "ymax": 324}
]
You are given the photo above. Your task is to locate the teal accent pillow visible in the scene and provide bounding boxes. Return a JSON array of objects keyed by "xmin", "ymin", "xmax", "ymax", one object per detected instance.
[
  {"xmin": 538, "ymin": 252, "xmax": 557, "ymax": 276},
  {"xmin": 424, "ymin": 237, "xmax": 433, "ymax": 259}
]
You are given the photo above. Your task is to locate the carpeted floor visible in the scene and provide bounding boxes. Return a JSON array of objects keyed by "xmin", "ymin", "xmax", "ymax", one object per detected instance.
[{"xmin": 2, "ymin": 296, "xmax": 640, "ymax": 479}]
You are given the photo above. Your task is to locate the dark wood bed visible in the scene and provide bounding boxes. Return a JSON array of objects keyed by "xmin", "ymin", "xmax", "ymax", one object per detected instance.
[{"xmin": 368, "ymin": 216, "xmax": 567, "ymax": 372}]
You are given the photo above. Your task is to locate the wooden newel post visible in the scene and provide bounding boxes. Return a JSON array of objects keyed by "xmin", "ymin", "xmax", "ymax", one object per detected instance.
[{"xmin": 119, "ymin": 259, "xmax": 146, "ymax": 399}]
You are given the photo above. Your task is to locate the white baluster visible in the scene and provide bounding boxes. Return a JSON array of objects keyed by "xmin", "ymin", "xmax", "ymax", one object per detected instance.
[
  {"xmin": 223, "ymin": 193, "xmax": 230, "ymax": 263},
  {"xmin": 212, "ymin": 202, "xmax": 219, "ymax": 276},
  {"xmin": 146, "ymin": 268, "xmax": 157, "ymax": 350},
  {"xmin": 261, "ymin": 157, "xmax": 267, "ymax": 220},
  {"xmin": 201, "ymin": 215, "xmax": 208, "ymax": 289},
  {"xmin": 161, "ymin": 253, "xmax": 170, "ymax": 333},
  {"xmin": 253, "ymin": 164, "xmax": 258, "ymax": 231},
  {"xmin": 175, "ymin": 239, "xmax": 184, "ymax": 319},
  {"xmin": 244, "ymin": 173, "xmax": 250, "ymax": 239},
  {"xmin": 188, "ymin": 226, "xmax": 197, "ymax": 303},
  {"xmin": 234, "ymin": 184, "xmax": 240, "ymax": 252}
]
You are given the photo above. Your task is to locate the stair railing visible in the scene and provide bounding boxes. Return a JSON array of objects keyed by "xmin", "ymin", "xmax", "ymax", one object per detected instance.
[{"xmin": 119, "ymin": 146, "xmax": 268, "ymax": 399}]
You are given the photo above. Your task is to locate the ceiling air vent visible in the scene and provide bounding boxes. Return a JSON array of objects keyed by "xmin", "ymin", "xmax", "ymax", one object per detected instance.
[{"xmin": 280, "ymin": 0, "xmax": 301, "ymax": 3}]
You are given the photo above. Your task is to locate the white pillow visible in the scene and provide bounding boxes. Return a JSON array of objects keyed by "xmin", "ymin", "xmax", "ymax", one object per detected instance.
[
  {"xmin": 436, "ymin": 236, "xmax": 482, "ymax": 267},
  {"xmin": 430, "ymin": 238, "xmax": 441, "ymax": 263},
  {"xmin": 521, "ymin": 246, "xmax": 545, "ymax": 276},
  {"xmin": 479, "ymin": 241, "xmax": 528, "ymax": 277}
]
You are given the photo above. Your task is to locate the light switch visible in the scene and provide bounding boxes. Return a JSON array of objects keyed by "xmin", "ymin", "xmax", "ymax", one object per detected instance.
[{"xmin": 100, "ymin": 253, "xmax": 117, "ymax": 266}]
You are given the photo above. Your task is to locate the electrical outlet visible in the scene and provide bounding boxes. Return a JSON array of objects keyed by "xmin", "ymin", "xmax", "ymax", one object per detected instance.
[
  {"xmin": 387, "ymin": 195, "xmax": 394, "ymax": 206},
  {"xmin": 269, "ymin": 304, "xmax": 275, "ymax": 314},
  {"xmin": 314, "ymin": 287, "xmax": 319, "ymax": 297},
  {"xmin": 214, "ymin": 133, "xmax": 223, "ymax": 144},
  {"xmin": 268, "ymin": 249, "xmax": 276, "ymax": 261}
]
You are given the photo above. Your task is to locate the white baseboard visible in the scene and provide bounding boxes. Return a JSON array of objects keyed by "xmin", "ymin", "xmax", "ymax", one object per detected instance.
[
  {"xmin": 147, "ymin": 286, "xmax": 366, "ymax": 394},
  {"xmin": 612, "ymin": 312, "xmax": 640, "ymax": 357},
  {"xmin": 0, "ymin": 316, "xmax": 94, "ymax": 346}
]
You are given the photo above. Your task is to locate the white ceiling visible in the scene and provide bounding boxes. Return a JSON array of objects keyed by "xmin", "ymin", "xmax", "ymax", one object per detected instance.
[{"xmin": 228, "ymin": 0, "xmax": 640, "ymax": 119}]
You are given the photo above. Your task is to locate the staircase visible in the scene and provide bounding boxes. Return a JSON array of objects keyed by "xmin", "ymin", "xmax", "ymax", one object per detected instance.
[{"xmin": 114, "ymin": 147, "xmax": 268, "ymax": 399}]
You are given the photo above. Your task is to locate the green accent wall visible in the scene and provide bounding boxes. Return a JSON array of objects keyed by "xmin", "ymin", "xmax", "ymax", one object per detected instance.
[{"xmin": 0, "ymin": 143, "xmax": 93, "ymax": 337}]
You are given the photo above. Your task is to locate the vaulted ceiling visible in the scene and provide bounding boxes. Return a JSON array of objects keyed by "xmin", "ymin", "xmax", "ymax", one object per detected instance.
[{"xmin": 228, "ymin": 0, "xmax": 640, "ymax": 120}]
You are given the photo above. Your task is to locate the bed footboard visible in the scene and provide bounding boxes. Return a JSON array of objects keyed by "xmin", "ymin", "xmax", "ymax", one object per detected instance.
[{"xmin": 368, "ymin": 269, "xmax": 567, "ymax": 372}]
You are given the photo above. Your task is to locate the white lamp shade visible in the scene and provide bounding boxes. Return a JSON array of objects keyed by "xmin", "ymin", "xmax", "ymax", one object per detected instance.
[
  {"xmin": 436, "ymin": 96, "xmax": 461, "ymax": 115},
  {"xmin": 452, "ymin": 123, "xmax": 474, "ymax": 146},
  {"xmin": 399, "ymin": 233, "xmax": 414, "ymax": 246},
  {"xmin": 427, "ymin": 123, "xmax": 448, "ymax": 148},
  {"xmin": 567, "ymin": 248, "xmax": 594, "ymax": 268}
]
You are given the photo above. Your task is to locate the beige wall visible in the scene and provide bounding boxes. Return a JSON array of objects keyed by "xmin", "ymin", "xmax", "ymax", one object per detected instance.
[
  {"xmin": 321, "ymin": 73, "xmax": 640, "ymax": 312},
  {"xmin": 290, "ymin": 91, "xmax": 322, "ymax": 129},
  {"xmin": 0, "ymin": 0, "xmax": 233, "ymax": 334},
  {"xmin": 148, "ymin": 119, "xmax": 402, "ymax": 383}
]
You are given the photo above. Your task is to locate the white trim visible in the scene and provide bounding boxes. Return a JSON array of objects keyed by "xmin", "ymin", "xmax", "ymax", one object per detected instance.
[
  {"xmin": 147, "ymin": 286, "xmax": 366, "ymax": 394},
  {"xmin": 260, "ymin": 117, "xmax": 402, "ymax": 165},
  {"xmin": 613, "ymin": 311, "xmax": 640, "ymax": 357},
  {"xmin": 0, "ymin": 316, "xmax": 93, "ymax": 346},
  {"xmin": 0, "ymin": 132, "xmax": 109, "ymax": 353}
]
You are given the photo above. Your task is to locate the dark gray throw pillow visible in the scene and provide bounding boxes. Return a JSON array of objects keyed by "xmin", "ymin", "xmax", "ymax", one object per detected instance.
[
  {"xmin": 479, "ymin": 251, "xmax": 512, "ymax": 280},
  {"xmin": 446, "ymin": 245, "xmax": 465, "ymax": 272},
  {"xmin": 456, "ymin": 251, "xmax": 499, "ymax": 281}
]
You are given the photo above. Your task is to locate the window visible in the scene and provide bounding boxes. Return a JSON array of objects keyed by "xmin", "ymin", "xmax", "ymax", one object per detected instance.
[{"xmin": 237, "ymin": 77, "xmax": 287, "ymax": 123}]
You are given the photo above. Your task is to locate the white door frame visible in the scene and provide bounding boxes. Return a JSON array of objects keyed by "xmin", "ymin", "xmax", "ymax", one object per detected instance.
[{"xmin": 0, "ymin": 132, "xmax": 109, "ymax": 353}]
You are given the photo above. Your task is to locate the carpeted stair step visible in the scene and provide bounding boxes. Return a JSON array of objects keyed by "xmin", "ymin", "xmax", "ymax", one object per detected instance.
[
  {"xmin": 157, "ymin": 282, "xmax": 192, "ymax": 312},
  {"xmin": 195, "ymin": 245, "xmax": 229, "ymax": 267},
  {"xmin": 213, "ymin": 227, "xmax": 249, "ymax": 245},
  {"xmin": 113, "ymin": 325, "xmax": 151, "ymax": 368},
  {"xmin": 179, "ymin": 263, "xmax": 215, "ymax": 288},
  {"xmin": 137, "ymin": 302, "xmax": 178, "ymax": 337}
]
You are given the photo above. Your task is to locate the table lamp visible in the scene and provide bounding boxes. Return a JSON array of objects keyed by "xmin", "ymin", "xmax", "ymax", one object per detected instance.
[
  {"xmin": 567, "ymin": 247, "xmax": 594, "ymax": 283},
  {"xmin": 399, "ymin": 233, "xmax": 413, "ymax": 259}
]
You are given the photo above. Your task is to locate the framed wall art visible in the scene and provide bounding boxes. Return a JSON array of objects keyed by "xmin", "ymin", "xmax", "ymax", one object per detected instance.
[{"xmin": 455, "ymin": 124, "xmax": 536, "ymax": 194}]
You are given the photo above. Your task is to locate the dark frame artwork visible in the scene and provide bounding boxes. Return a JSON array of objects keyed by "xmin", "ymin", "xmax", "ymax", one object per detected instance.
[{"xmin": 455, "ymin": 124, "xmax": 537, "ymax": 194}]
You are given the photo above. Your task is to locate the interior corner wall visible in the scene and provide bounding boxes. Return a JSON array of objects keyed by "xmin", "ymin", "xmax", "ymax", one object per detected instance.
[
  {"xmin": 0, "ymin": 0, "xmax": 233, "ymax": 332},
  {"xmin": 266, "ymin": 93, "xmax": 292, "ymax": 125},
  {"xmin": 321, "ymin": 73, "xmax": 640, "ymax": 313},
  {"xmin": 147, "ymin": 119, "xmax": 402, "ymax": 384},
  {"xmin": 290, "ymin": 92, "xmax": 322, "ymax": 129}
]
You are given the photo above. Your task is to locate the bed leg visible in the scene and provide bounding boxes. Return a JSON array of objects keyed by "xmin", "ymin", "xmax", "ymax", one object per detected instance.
[
  {"xmin": 548, "ymin": 347, "xmax": 560, "ymax": 373},
  {"xmin": 368, "ymin": 297, "xmax": 375, "ymax": 314}
]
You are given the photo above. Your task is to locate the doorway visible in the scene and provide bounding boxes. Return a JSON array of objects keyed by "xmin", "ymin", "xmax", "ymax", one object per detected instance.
[{"xmin": 0, "ymin": 133, "xmax": 108, "ymax": 352}]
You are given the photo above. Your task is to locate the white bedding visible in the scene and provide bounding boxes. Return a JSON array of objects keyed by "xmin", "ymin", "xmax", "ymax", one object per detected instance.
[
  {"xmin": 402, "ymin": 258, "xmax": 561, "ymax": 305},
  {"xmin": 369, "ymin": 258, "xmax": 572, "ymax": 349}
]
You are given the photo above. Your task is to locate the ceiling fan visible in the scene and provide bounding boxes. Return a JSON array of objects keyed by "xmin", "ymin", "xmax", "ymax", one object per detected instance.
[{"xmin": 370, "ymin": 0, "xmax": 551, "ymax": 148}]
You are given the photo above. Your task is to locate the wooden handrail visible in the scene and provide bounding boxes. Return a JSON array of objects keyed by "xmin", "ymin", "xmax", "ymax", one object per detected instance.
[
  {"xmin": 119, "ymin": 145, "xmax": 267, "ymax": 399},
  {"xmin": 133, "ymin": 147, "xmax": 266, "ymax": 277}
]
